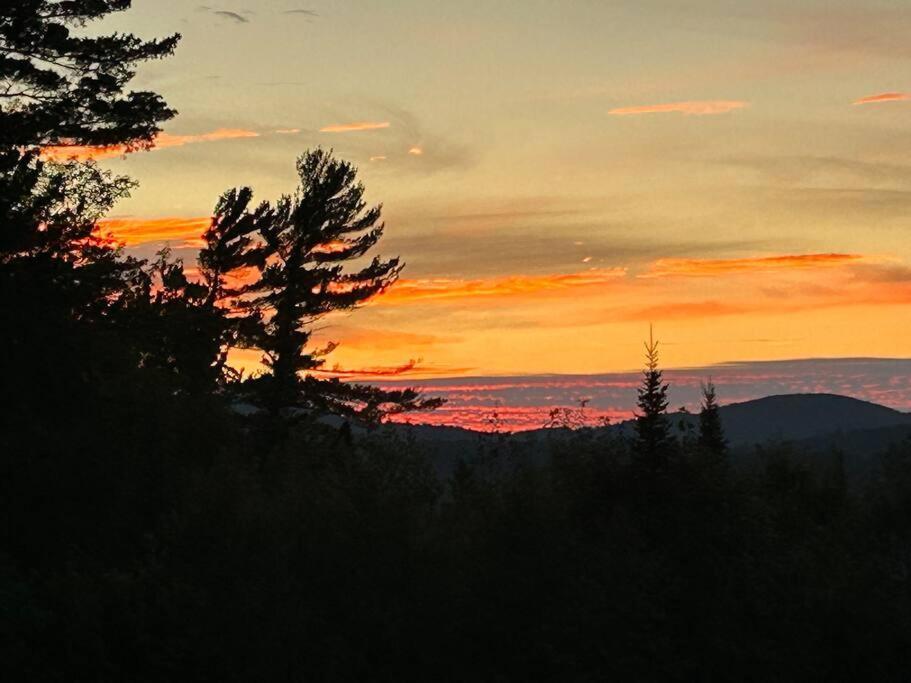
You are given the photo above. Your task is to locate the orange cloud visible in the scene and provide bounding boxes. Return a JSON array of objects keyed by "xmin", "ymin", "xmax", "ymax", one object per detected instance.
[
  {"xmin": 408, "ymin": 146, "xmax": 423, "ymax": 155},
  {"xmin": 319, "ymin": 121, "xmax": 391, "ymax": 133},
  {"xmin": 608, "ymin": 100, "xmax": 748, "ymax": 116},
  {"xmin": 853, "ymin": 92, "xmax": 910, "ymax": 105},
  {"xmin": 316, "ymin": 327, "xmax": 444, "ymax": 351},
  {"xmin": 622, "ymin": 300, "xmax": 749, "ymax": 321},
  {"xmin": 42, "ymin": 128, "xmax": 260, "ymax": 161},
  {"xmin": 619, "ymin": 279, "xmax": 911, "ymax": 322},
  {"xmin": 101, "ymin": 220, "xmax": 355, "ymax": 252},
  {"xmin": 380, "ymin": 268, "xmax": 627, "ymax": 305},
  {"xmin": 311, "ymin": 239, "xmax": 352, "ymax": 255},
  {"xmin": 98, "ymin": 216, "xmax": 211, "ymax": 247},
  {"xmin": 643, "ymin": 253, "xmax": 863, "ymax": 278}
]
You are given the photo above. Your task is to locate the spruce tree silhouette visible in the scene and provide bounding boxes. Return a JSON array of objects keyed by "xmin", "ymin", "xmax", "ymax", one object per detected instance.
[
  {"xmin": 697, "ymin": 380, "xmax": 727, "ymax": 460},
  {"xmin": 207, "ymin": 149, "xmax": 442, "ymax": 420},
  {"xmin": 633, "ymin": 325, "xmax": 672, "ymax": 471}
]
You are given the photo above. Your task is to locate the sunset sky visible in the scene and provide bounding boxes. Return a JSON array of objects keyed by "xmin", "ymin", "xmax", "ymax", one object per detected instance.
[{"xmin": 69, "ymin": 1, "xmax": 911, "ymax": 423}]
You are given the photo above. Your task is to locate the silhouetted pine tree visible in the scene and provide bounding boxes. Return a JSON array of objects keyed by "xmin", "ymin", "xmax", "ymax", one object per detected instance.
[
  {"xmin": 1, "ymin": 1, "xmax": 179, "ymax": 151},
  {"xmin": 633, "ymin": 326, "xmax": 672, "ymax": 471},
  {"xmin": 1, "ymin": 0, "xmax": 180, "ymax": 368},
  {"xmin": 0, "ymin": 0, "xmax": 179, "ymax": 307},
  {"xmin": 698, "ymin": 380, "xmax": 727, "ymax": 459},
  {"xmin": 210, "ymin": 150, "xmax": 441, "ymax": 419},
  {"xmin": 0, "ymin": 0, "xmax": 178, "ymax": 280}
]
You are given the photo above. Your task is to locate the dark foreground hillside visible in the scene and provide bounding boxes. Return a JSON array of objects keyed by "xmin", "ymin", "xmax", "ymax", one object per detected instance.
[{"xmin": 4, "ymin": 385, "xmax": 911, "ymax": 681}]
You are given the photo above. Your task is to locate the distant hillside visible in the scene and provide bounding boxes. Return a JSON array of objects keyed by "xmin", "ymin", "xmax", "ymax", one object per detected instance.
[
  {"xmin": 591, "ymin": 393, "xmax": 911, "ymax": 448},
  {"xmin": 386, "ymin": 393, "xmax": 911, "ymax": 477},
  {"xmin": 714, "ymin": 393, "xmax": 911, "ymax": 446}
]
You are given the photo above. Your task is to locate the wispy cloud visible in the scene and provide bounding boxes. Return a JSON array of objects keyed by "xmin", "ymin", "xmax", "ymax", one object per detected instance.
[
  {"xmin": 642, "ymin": 253, "xmax": 863, "ymax": 278},
  {"xmin": 213, "ymin": 10, "xmax": 248, "ymax": 23},
  {"xmin": 719, "ymin": 155, "xmax": 911, "ymax": 187},
  {"xmin": 314, "ymin": 359, "xmax": 422, "ymax": 378},
  {"xmin": 197, "ymin": 6, "xmax": 253, "ymax": 23},
  {"xmin": 42, "ymin": 128, "xmax": 260, "ymax": 161},
  {"xmin": 608, "ymin": 100, "xmax": 749, "ymax": 116},
  {"xmin": 319, "ymin": 121, "xmax": 391, "ymax": 133},
  {"xmin": 381, "ymin": 268, "xmax": 627, "ymax": 305},
  {"xmin": 853, "ymin": 92, "xmax": 910, "ymax": 106},
  {"xmin": 201, "ymin": 6, "xmax": 316, "ymax": 23},
  {"xmin": 311, "ymin": 359, "xmax": 471, "ymax": 379},
  {"xmin": 309, "ymin": 105, "xmax": 475, "ymax": 174},
  {"xmin": 98, "ymin": 216, "xmax": 211, "ymax": 247},
  {"xmin": 158, "ymin": 128, "xmax": 260, "ymax": 147}
]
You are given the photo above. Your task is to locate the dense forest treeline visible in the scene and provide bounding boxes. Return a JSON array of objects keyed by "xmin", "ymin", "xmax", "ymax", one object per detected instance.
[{"xmin": 2, "ymin": 3, "xmax": 911, "ymax": 681}]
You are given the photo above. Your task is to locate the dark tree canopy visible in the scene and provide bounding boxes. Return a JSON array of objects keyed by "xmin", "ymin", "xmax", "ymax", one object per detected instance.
[
  {"xmin": 0, "ymin": 1, "xmax": 179, "ymax": 150},
  {"xmin": 0, "ymin": 151, "xmax": 133, "ymax": 262},
  {"xmin": 633, "ymin": 326, "xmax": 672, "ymax": 470},
  {"xmin": 0, "ymin": 2, "xmax": 193, "ymax": 419},
  {"xmin": 0, "ymin": 0, "xmax": 180, "ymax": 342},
  {"xmin": 0, "ymin": 1, "xmax": 191, "ymax": 395},
  {"xmin": 0, "ymin": 150, "xmax": 143, "ymax": 331}
]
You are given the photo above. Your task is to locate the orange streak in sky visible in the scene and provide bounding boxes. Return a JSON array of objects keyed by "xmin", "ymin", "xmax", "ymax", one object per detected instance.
[
  {"xmin": 98, "ymin": 216, "xmax": 211, "ymax": 246},
  {"xmin": 623, "ymin": 300, "xmax": 749, "ymax": 321},
  {"xmin": 609, "ymin": 100, "xmax": 748, "ymax": 116},
  {"xmin": 313, "ymin": 327, "xmax": 443, "ymax": 351},
  {"xmin": 319, "ymin": 121, "xmax": 391, "ymax": 133},
  {"xmin": 853, "ymin": 92, "xmax": 910, "ymax": 105},
  {"xmin": 643, "ymin": 253, "xmax": 863, "ymax": 277},
  {"xmin": 381, "ymin": 268, "xmax": 627, "ymax": 304},
  {"xmin": 42, "ymin": 128, "xmax": 260, "ymax": 161},
  {"xmin": 621, "ymin": 281, "xmax": 911, "ymax": 322},
  {"xmin": 311, "ymin": 239, "xmax": 351, "ymax": 254}
]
